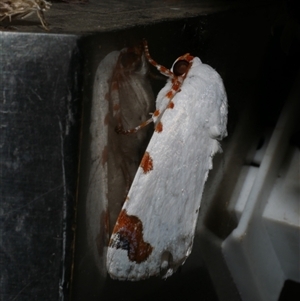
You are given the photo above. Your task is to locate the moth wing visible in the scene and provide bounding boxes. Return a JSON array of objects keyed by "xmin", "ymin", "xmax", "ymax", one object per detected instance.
[
  {"xmin": 88, "ymin": 49, "xmax": 155, "ymax": 276},
  {"xmin": 87, "ymin": 51, "xmax": 120, "ymax": 274},
  {"xmin": 108, "ymin": 49, "xmax": 155, "ymax": 229},
  {"xmin": 90, "ymin": 51, "xmax": 120, "ymax": 163},
  {"xmin": 107, "ymin": 60, "xmax": 227, "ymax": 280}
]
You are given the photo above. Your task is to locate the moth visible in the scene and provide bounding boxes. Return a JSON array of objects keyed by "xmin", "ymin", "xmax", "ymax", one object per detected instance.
[
  {"xmin": 87, "ymin": 45, "xmax": 154, "ymax": 274},
  {"xmin": 106, "ymin": 40, "xmax": 228, "ymax": 280},
  {"xmin": 0, "ymin": 0, "xmax": 51, "ymax": 30}
]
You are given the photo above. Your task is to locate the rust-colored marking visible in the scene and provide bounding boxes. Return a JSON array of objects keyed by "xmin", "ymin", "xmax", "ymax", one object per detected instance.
[
  {"xmin": 159, "ymin": 66, "xmax": 168, "ymax": 73},
  {"xmin": 166, "ymin": 90, "xmax": 174, "ymax": 98},
  {"xmin": 113, "ymin": 103, "xmax": 120, "ymax": 111},
  {"xmin": 155, "ymin": 121, "xmax": 163, "ymax": 133},
  {"xmin": 111, "ymin": 81, "xmax": 119, "ymax": 91},
  {"xmin": 140, "ymin": 151, "xmax": 153, "ymax": 173},
  {"xmin": 109, "ymin": 209, "xmax": 153, "ymax": 263},
  {"xmin": 153, "ymin": 109, "xmax": 160, "ymax": 117},
  {"xmin": 173, "ymin": 81, "xmax": 180, "ymax": 91},
  {"xmin": 102, "ymin": 145, "xmax": 108, "ymax": 166},
  {"xmin": 175, "ymin": 53, "xmax": 194, "ymax": 63},
  {"xmin": 167, "ymin": 101, "xmax": 174, "ymax": 109}
]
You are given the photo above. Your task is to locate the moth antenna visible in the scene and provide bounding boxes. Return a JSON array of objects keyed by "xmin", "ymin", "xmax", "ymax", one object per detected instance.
[
  {"xmin": 143, "ymin": 39, "xmax": 174, "ymax": 79},
  {"xmin": 117, "ymin": 41, "xmax": 193, "ymax": 136}
]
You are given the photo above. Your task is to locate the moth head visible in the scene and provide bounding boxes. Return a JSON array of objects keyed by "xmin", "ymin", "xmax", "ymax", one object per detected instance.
[
  {"xmin": 119, "ymin": 47, "xmax": 143, "ymax": 72},
  {"xmin": 172, "ymin": 53, "xmax": 194, "ymax": 76}
]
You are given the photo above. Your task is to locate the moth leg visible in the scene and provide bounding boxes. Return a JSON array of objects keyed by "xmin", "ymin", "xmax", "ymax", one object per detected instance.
[
  {"xmin": 115, "ymin": 76, "xmax": 183, "ymax": 135},
  {"xmin": 115, "ymin": 116, "xmax": 154, "ymax": 135}
]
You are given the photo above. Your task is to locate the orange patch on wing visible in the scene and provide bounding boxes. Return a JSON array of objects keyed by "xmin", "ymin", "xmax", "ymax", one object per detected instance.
[
  {"xmin": 166, "ymin": 90, "xmax": 174, "ymax": 98},
  {"xmin": 140, "ymin": 151, "xmax": 153, "ymax": 173},
  {"xmin": 167, "ymin": 101, "xmax": 174, "ymax": 109},
  {"xmin": 109, "ymin": 209, "xmax": 153, "ymax": 263},
  {"xmin": 153, "ymin": 109, "xmax": 160, "ymax": 117},
  {"xmin": 155, "ymin": 121, "xmax": 163, "ymax": 133}
]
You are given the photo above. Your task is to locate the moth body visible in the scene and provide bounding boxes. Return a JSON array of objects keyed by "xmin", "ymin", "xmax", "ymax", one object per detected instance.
[{"xmin": 107, "ymin": 42, "xmax": 228, "ymax": 280}]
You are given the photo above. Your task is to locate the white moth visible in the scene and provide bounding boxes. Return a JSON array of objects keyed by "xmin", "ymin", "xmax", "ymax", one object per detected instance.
[
  {"xmin": 106, "ymin": 40, "xmax": 228, "ymax": 280},
  {"xmin": 0, "ymin": 0, "xmax": 51, "ymax": 30},
  {"xmin": 87, "ymin": 45, "xmax": 154, "ymax": 274}
]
